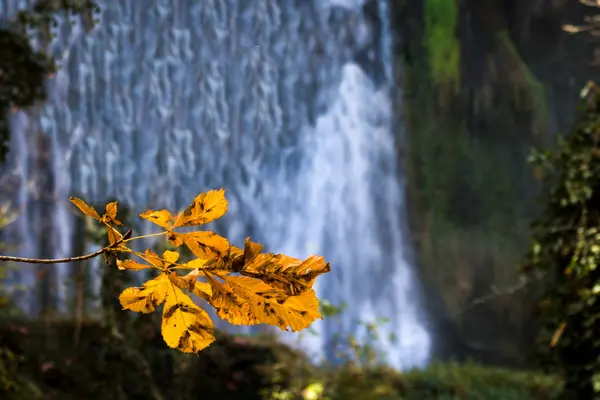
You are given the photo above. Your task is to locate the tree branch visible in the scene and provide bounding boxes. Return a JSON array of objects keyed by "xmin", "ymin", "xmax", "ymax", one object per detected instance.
[
  {"xmin": 0, "ymin": 229, "xmax": 131, "ymax": 264},
  {"xmin": 455, "ymin": 273, "xmax": 548, "ymax": 316}
]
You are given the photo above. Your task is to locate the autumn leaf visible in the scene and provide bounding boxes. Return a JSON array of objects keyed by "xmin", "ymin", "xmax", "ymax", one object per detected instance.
[
  {"xmin": 106, "ymin": 225, "xmax": 123, "ymax": 245},
  {"xmin": 125, "ymin": 249, "xmax": 181, "ymax": 270},
  {"xmin": 119, "ymin": 274, "xmax": 170, "ymax": 313},
  {"xmin": 203, "ymin": 274, "xmax": 256, "ymax": 326},
  {"xmin": 139, "ymin": 209, "xmax": 173, "ymax": 229},
  {"xmin": 169, "ymin": 231, "xmax": 233, "ymax": 264},
  {"xmin": 551, "ymin": 321, "xmax": 567, "ymax": 347},
  {"xmin": 69, "ymin": 197, "xmax": 101, "ymax": 220},
  {"xmin": 117, "ymin": 259, "xmax": 154, "ymax": 271},
  {"xmin": 70, "ymin": 198, "xmax": 123, "ymax": 244},
  {"xmin": 237, "ymin": 238, "xmax": 331, "ymax": 295},
  {"xmin": 162, "ymin": 284, "xmax": 215, "ymax": 353},
  {"xmin": 209, "ymin": 274, "xmax": 322, "ymax": 332},
  {"xmin": 168, "ymin": 270, "xmax": 213, "ymax": 297},
  {"xmin": 103, "ymin": 201, "xmax": 123, "ymax": 225},
  {"xmin": 173, "ymin": 189, "xmax": 228, "ymax": 228}
]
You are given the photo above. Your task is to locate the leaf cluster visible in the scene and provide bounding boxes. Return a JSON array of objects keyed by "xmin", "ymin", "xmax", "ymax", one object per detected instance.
[
  {"xmin": 68, "ymin": 189, "xmax": 331, "ymax": 354},
  {"xmin": 522, "ymin": 82, "xmax": 600, "ymax": 396}
]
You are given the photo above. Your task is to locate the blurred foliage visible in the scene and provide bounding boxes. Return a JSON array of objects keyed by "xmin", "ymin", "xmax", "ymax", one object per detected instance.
[
  {"xmin": 522, "ymin": 82, "xmax": 600, "ymax": 398},
  {"xmin": 0, "ymin": 0, "xmax": 99, "ymax": 163},
  {"xmin": 0, "ymin": 206, "xmax": 41, "ymax": 399},
  {"xmin": 423, "ymin": 0, "xmax": 460, "ymax": 89},
  {"xmin": 395, "ymin": 0, "xmax": 568, "ymax": 364},
  {"xmin": 0, "ymin": 300, "xmax": 562, "ymax": 400}
]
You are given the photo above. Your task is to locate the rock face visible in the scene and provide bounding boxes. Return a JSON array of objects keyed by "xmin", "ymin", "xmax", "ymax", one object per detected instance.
[{"xmin": 393, "ymin": 0, "xmax": 600, "ymax": 365}]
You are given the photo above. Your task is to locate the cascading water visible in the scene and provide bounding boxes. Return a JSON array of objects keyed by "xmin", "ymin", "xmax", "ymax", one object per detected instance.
[{"xmin": 0, "ymin": 0, "xmax": 431, "ymax": 369}]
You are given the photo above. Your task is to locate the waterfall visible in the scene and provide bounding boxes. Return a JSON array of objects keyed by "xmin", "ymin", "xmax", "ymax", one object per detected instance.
[{"xmin": 0, "ymin": 0, "xmax": 431, "ymax": 369}]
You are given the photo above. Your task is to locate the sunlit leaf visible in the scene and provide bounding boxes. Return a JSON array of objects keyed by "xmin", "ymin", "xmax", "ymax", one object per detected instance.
[
  {"xmin": 161, "ymin": 284, "xmax": 215, "ymax": 353},
  {"xmin": 139, "ymin": 209, "xmax": 173, "ymax": 229},
  {"xmin": 239, "ymin": 238, "xmax": 331, "ymax": 295},
  {"xmin": 172, "ymin": 189, "xmax": 228, "ymax": 228},
  {"xmin": 103, "ymin": 201, "xmax": 122, "ymax": 225},
  {"xmin": 106, "ymin": 225, "xmax": 123, "ymax": 245},
  {"xmin": 119, "ymin": 274, "xmax": 170, "ymax": 313},
  {"xmin": 170, "ymin": 231, "xmax": 233, "ymax": 266},
  {"xmin": 69, "ymin": 197, "xmax": 101, "ymax": 220},
  {"xmin": 221, "ymin": 275, "xmax": 322, "ymax": 332},
  {"xmin": 117, "ymin": 259, "xmax": 155, "ymax": 271}
]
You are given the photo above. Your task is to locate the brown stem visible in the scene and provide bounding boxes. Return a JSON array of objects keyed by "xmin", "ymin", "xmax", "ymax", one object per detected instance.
[
  {"xmin": 0, "ymin": 229, "xmax": 131, "ymax": 264},
  {"xmin": 455, "ymin": 273, "xmax": 548, "ymax": 316}
]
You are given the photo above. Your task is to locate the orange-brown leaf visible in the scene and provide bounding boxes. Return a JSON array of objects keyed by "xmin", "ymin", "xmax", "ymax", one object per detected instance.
[
  {"xmin": 103, "ymin": 201, "xmax": 122, "ymax": 225},
  {"xmin": 204, "ymin": 274, "xmax": 256, "ymax": 326},
  {"xmin": 238, "ymin": 238, "xmax": 330, "ymax": 294},
  {"xmin": 162, "ymin": 250, "xmax": 180, "ymax": 265},
  {"xmin": 172, "ymin": 189, "xmax": 228, "ymax": 228},
  {"xmin": 117, "ymin": 259, "xmax": 155, "ymax": 271},
  {"xmin": 106, "ymin": 225, "xmax": 123, "ymax": 245},
  {"xmin": 119, "ymin": 274, "xmax": 170, "ymax": 313},
  {"xmin": 168, "ymin": 270, "xmax": 213, "ymax": 297},
  {"xmin": 161, "ymin": 284, "xmax": 215, "ymax": 353},
  {"xmin": 169, "ymin": 231, "xmax": 233, "ymax": 266},
  {"xmin": 69, "ymin": 197, "xmax": 101, "ymax": 220},
  {"xmin": 140, "ymin": 209, "xmax": 173, "ymax": 229},
  {"xmin": 222, "ymin": 275, "xmax": 322, "ymax": 332}
]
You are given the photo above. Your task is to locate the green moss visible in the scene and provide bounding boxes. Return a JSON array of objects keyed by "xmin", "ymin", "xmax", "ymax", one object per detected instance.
[
  {"xmin": 424, "ymin": 0, "xmax": 461, "ymax": 88},
  {"xmin": 496, "ymin": 31, "xmax": 549, "ymax": 137},
  {"xmin": 397, "ymin": 362, "xmax": 562, "ymax": 400}
]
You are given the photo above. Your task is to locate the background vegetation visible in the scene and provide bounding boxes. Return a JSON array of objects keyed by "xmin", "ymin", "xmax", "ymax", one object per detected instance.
[{"xmin": 395, "ymin": 0, "xmax": 600, "ymax": 366}]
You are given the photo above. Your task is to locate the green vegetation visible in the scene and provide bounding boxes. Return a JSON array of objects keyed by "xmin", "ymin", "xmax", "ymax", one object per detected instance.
[
  {"xmin": 399, "ymin": 0, "xmax": 554, "ymax": 366},
  {"xmin": 0, "ymin": 0, "xmax": 99, "ymax": 163},
  {"xmin": 522, "ymin": 83, "xmax": 600, "ymax": 398},
  {"xmin": 0, "ymin": 316, "xmax": 562, "ymax": 400},
  {"xmin": 424, "ymin": 0, "xmax": 460, "ymax": 89}
]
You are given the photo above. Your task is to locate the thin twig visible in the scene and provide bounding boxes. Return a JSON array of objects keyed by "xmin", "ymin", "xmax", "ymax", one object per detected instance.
[
  {"xmin": 0, "ymin": 229, "xmax": 132, "ymax": 264},
  {"xmin": 455, "ymin": 274, "xmax": 547, "ymax": 316}
]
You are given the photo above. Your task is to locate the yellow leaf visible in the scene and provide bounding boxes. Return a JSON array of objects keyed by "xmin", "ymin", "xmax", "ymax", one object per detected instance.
[
  {"xmin": 141, "ymin": 249, "xmax": 165, "ymax": 267},
  {"xmin": 106, "ymin": 225, "xmax": 123, "ymax": 245},
  {"xmin": 222, "ymin": 275, "xmax": 322, "ymax": 332},
  {"xmin": 193, "ymin": 281, "xmax": 213, "ymax": 298},
  {"xmin": 204, "ymin": 274, "xmax": 256, "ymax": 326},
  {"xmin": 169, "ymin": 231, "xmax": 233, "ymax": 266},
  {"xmin": 140, "ymin": 209, "xmax": 173, "ymax": 229},
  {"xmin": 238, "ymin": 238, "xmax": 331, "ymax": 295},
  {"xmin": 103, "ymin": 201, "xmax": 122, "ymax": 225},
  {"xmin": 175, "ymin": 257, "xmax": 210, "ymax": 270},
  {"xmin": 119, "ymin": 274, "xmax": 170, "ymax": 313},
  {"xmin": 168, "ymin": 270, "xmax": 213, "ymax": 297},
  {"xmin": 162, "ymin": 250, "xmax": 180, "ymax": 265},
  {"xmin": 162, "ymin": 284, "xmax": 215, "ymax": 353},
  {"xmin": 172, "ymin": 189, "xmax": 228, "ymax": 228},
  {"xmin": 135, "ymin": 249, "xmax": 185, "ymax": 271},
  {"xmin": 69, "ymin": 197, "xmax": 101, "ymax": 220},
  {"xmin": 117, "ymin": 259, "xmax": 154, "ymax": 271}
]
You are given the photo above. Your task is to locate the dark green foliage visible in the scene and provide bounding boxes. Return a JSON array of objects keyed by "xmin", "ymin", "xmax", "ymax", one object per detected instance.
[
  {"xmin": 0, "ymin": 0, "xmax": 99, "ymax": 164},
  {"xmin": 393, "ymin": 362, "xmax": 562, "ymax": 400},
  {"xmin": 0, "ymin": 318, "xmax": 563, "ymax": 400},
  {"xmin": 522, "ymin": 82, "xmax": 600, "ymax": 398}
]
